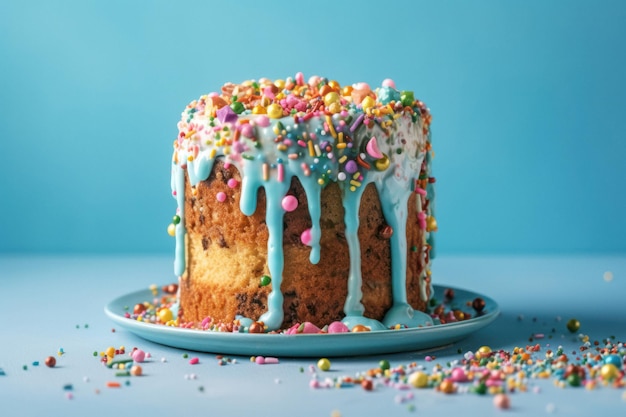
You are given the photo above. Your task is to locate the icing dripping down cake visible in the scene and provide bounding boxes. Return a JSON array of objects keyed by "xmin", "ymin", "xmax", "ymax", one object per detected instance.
[{"xmin": 169, "ymin": 73, "xmax": 437, "ymax": 332}]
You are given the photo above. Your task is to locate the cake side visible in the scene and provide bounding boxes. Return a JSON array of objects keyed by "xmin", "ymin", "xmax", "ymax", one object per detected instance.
[{"xmin": 178, "ymin": 159, "xmax": 431, "ymax": 329}]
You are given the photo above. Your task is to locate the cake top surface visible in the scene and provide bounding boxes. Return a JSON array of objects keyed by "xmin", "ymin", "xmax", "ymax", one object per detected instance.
[{"xmin": 180, "ymin": 73, "xmax": 431, "ymax": 127}]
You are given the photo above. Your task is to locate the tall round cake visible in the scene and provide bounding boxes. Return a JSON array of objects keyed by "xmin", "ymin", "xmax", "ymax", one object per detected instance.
[{"xmin": 169, "ymin": 73, "xmax": 436, "ymax": 332}]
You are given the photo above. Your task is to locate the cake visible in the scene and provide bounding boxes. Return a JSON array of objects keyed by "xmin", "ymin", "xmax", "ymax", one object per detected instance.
[{"xmin": 169, "ymin": 73, "xmax": 436, "ymax": 332}]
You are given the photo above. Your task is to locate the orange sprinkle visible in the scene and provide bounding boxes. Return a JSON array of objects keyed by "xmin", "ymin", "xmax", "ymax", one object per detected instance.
[{"xmin": 106, "ymin": 382, "xmax": 121, "ymax": 388}]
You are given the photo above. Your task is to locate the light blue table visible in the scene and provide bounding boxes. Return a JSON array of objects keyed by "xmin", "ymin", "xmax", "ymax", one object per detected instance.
[{"xmin": 1, "ymin": 255, "xmax": 625, "ymax": 416}]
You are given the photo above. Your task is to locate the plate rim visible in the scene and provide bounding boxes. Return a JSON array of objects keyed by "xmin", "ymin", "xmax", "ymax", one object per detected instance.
[{"xmin": 105, "ymin": 284, "xmax": 499, "ymax": 357}]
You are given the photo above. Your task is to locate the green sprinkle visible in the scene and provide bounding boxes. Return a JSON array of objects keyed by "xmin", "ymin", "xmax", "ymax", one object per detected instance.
[
  {"xmin": 115, "ymin": 371, "xmax": 131, "ymax": 377},
  {"xmin": 260, "ymin": 275, "xmax": 271, "ymax": 287}
]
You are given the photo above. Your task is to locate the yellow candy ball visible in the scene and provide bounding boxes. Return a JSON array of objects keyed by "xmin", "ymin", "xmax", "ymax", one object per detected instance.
[
  {"xmin": 327, "ymin": 102, "xmax": 341, "ymax": 114},
  {"xmin": 324, "ymin": 91, "xmax": 341, "ymax": 107},
  {"xmin": 409, "ymin": 371, "xmax": 429, "ymax": 388},
  {"xmin": 267, "ymin": 103, "xmax": 283, "ymax": 119},
  {"xmin": 317, "ymin": 358, "xmax": 331, "ymax": 372},
  {"xmin": 327, "ymin": 80, "xmax": 341, "ymax": 91},
  {"xmin": 252, "ymin": 105, "xmax": 266, "ymax": 115},
  {"xmin": 167, "ymin": 223, "xmax": 176, "ymax": 237},
  {"xmin": 374, "ymin": 154, "xmax": 390, "ymax": 171},
  {"xmin": 600, "ymin": 364, "xmax": 619, "ymax": 381},
  {"xmin": 426, "ymin": 216, "xmax": 438, "ymax": 232},
  {"xmin": 361, "ymin": 96, "xmax": 375, "ymax": 112},
  {"xmin": 476, "ymin": 346, "xmax": 492, "ymax": 359},
  {"xmin": 274, "ymin": 79, "xmax": 285, "ymax": 89},
  {"xmin": 341, "ymin": 85, "xmax": 353, "ymax": 97},
  {"xmin": 158, "ymin": 308, "xmax": 173, "ymax": 323}
]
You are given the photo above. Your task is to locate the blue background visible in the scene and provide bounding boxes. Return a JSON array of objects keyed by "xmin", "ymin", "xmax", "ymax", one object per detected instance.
[{"xmin": 1, "ymin": 0, "xmax": 625, "ymax": 255}]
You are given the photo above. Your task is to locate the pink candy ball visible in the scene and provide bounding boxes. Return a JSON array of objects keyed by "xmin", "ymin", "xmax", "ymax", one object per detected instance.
[
  {"xmin": 132, "ymin": 349, "xmax": 146, "ymax": 363},
  {"xmin": 240, "ymin": 124, "xmax": 254, "ymax": 138},
  {"xmin": 493, "ymin": 393, "xmax": 511, "ymax": 409},
  {"xmin": 450, "ymin": 368, "xmax": 468, "ymax": 382},
  {"xmin": 255, "ymin": 115, "xmax": 270, "ymax": 127},
  {"xmin": 227, "ymin": 179, "xmax": 238, "ymax": 189},
  {"xmin": 216, "ymin": 192, "xmax": 227, "ymax": 202},
  {"xmin": 282, "ymin": 195, "xmax": 298, "ymax": 212},
  {"xmin": 300, "ymin": 228, "xmax": 312, "ymax": 246},
  {"xmin": 327, "ymin": 321, "xmax": 350, "ymax": 333},
  {"xmin": 382, "ymin": 78, "xmax": 396, "ymax": 89}
]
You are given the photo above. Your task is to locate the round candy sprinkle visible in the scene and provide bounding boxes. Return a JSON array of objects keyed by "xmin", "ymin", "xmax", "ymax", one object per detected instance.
[
  {"xmin": 344, "ymin": 160, "xmax": 358, "ymax": 174},
  {"xmin": 408, "ymin": 371, "xmax": 429, "ymax": 388},
  {"xmin": 566, "ymin": 318, "xmax": 580, "ymax": 333},
  {"xmin": 361, "ymin": 379, "xmax": 374, "ymax": 391},
  {"xmin": 493, "ymin": 393, "xmax": 511, "ymax": 409},
  {"xmin": 600, "ymin": 363, "xmax": 619, "ymax": 381},
  {"xmin": 351, "ymin": 324, "xmax": 370, "ymax": 332},
  {"xmin": 158, "ymin": 308, "xmax": 173, "ymax": 323},
  {"xmin": 438, "ymin": 379, "xmax": 455, "ymax": 394},
  {"xmin": 475, "ymin": 346, "xmax": 492, "ymax": 359},
  {"xmin": 45, "ymin": 356, "xmax": 56, "ymax": 368},
  {"xmin": 378, "ymin": 359, "xmax": 390, "ymax": 371},
  {"xmin": 133, "ymin": 303, "xmax": 147, "ymax": 315},
  {"xmin": 281, "ymin": 195, "xmax": 298, "ymax": 212},
  {"xmin": 382, "ymin": 78, "xmax": 396, "ymax": 88},
  {"xmin": 248, "ymin": 322, "xmax": 264, "ymax": 333},
  {"xmin": 130, "ymin": 365, "xmax": 142, "ymax": 376},
  {"xmin": 227, "ymin": 178, "xmax": 238, "ymax": 188},
  {"xmin": 300, "ymin": 228, "xmax": 312, "ymax": 246},
  {"xmin": 472, "ymin": 297, "xmax": 486, "ymax": 312},
  {"xmin": 317, "ymin": 358, "xmax": 331, "ymax": 372},
  {"xmin": 267, "ymin": 103, "xmax": 283, "ymax": 119},
  {"xmin": 260, "ymin": 275, "xmax": 271, "ymax": 287},
  {"xmin": 216, "ymin": 192, "xmax": 227, "ymax": 202},
  {"xmin": 167, "ymin": 223, "xmax": 176, "ymax": 236},
  {"xmin": 132, "ymin": 349, "xmax": 146, "ymax": 363},
  {"xmin": 603, "ymin": 354, "xmax": 622, "ymax": 369}
]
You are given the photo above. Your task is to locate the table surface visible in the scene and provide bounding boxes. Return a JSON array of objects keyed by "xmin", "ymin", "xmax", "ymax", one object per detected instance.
[{"xmin": 1, "ymin": 254, "xmax": 625, "ymax": 416}]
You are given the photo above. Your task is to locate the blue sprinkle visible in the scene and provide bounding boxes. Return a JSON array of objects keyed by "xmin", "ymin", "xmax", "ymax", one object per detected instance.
[{"xmin": 0, "ymin": 368, "xmax": 5, "ymax": 376}]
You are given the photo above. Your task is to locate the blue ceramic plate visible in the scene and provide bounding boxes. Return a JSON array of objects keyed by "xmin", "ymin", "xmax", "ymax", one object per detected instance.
[{"xmin": 105, "ymin": 284, "xmax": 499, "ymax": 357}]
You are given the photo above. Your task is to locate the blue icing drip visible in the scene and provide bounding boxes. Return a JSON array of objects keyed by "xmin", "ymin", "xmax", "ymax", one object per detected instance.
[
  {"xmin": 173, "ymin": 164, "xmax": 187, "ymax": 277},
  {"xmin": 341, "ymin": 183, "xmax": 367, "ymax": 317},
  {"xmin": 298, "ymin": 175, "xmax": 322, "ymax": 264},
  {"xmin": 257, "ymin": 179, "xmax": 290, "ymax": 329},
  {"xmin": 239, "ymin": 168, "xmax": 261, "ymax": 216}
]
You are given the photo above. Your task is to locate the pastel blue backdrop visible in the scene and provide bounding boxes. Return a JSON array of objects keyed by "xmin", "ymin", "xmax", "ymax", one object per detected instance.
[{"xmin": 1, "ymin": 0, "xmax": 625, "ymax": 255}]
